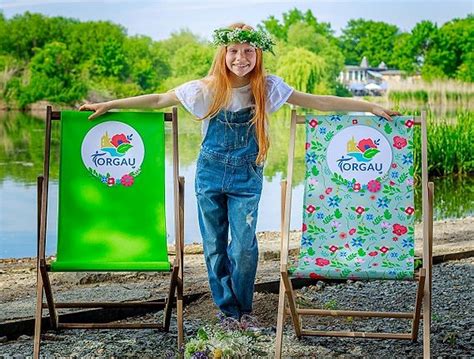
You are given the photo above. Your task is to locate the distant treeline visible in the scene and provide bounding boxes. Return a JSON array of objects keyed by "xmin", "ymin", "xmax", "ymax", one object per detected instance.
[{"xmin": 0, "ymin": 9, "xmax": 472, "ymax": 108}]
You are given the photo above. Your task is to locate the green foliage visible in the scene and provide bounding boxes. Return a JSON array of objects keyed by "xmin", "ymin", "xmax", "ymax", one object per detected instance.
[
  {"xmin": 260, "ymin": 8, "xmax": 333, "ymax": 41},
  {"xmin": 276, "ymin": 48, "xmax": 327, "ymax": 94},
  {"xmin": 339, "ymin": 19, "xmax": 399, "ymax": 67}
]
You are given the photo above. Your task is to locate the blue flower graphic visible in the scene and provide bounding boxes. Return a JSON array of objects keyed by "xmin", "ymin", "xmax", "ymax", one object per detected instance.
[
  {"xmin": 328, "ymin": 196, "xmax": 341, "ymax": 208},
  {"xmin": 402, "ymin": 153, "xmax": 413, "ymax": 165},
  {"xmin": 306, "ymin": 152, "xmax": 317, "ymax": 165},
  {"xmin": 316, "ymin": 212, "xmax": 324, "ymax": 219},
  {"xmin": 319, "ymin": 127, "xmax": 327, "ymax": 134},
  {"xmin": 377, "ymin": 196, "xmax": 390, "ymax": 208},
  {"xmin": 351, "ymin": 237, "xmax": 363, "ymax": 247}
]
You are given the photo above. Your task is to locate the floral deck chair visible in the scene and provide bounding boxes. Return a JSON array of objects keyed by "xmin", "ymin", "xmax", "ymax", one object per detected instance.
[
  {"xmin": 275, "ymin": 110, "xmax": 434, "ymax": 358},
  {"xmin": 34, "ymin": 107, "xmax": 184, "ymax": 359}
]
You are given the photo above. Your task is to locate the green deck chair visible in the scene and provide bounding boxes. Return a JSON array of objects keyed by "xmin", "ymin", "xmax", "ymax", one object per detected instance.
[
  {"xmin": 275, "ymin": 110, "xmax": 433, "ymax": 358},
  {"xmin": 34, "ymin": 107, "xmax": 184, "ymax": 358}
]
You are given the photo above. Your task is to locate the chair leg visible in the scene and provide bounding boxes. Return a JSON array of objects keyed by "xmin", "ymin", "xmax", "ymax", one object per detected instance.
[
  {"xmin": 163, "ymin": 264, "xmax": 179, "ymax": 331},
  {"xmin": 411, "ymin": 268, "xmax": 426, "ymax": 341},
  {"xmin": 275, "ymin": 278, "xmax": 287, "ymax": 358},
  {"xmin": 39, "ymin": 263, "xmax": 58, "ymax": 329},
  {"xmin": 33, "ymin": 268, "xmax": 44, "ymax": 359}
]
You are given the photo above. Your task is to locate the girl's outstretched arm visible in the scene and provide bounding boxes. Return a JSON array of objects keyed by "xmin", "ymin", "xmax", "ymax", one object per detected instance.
[
  {"xmin": 286, "ymin": 90, "xmax": 400, "ymax": 121},
  {"xmin": 79, "ymin": 91, "xmax": 180, "ymax": 120}
]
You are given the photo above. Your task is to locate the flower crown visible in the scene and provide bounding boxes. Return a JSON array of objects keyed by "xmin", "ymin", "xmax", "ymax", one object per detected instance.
[{"xmin": 212, "ymin": 28, "xmax": 275, "ymax": 54}]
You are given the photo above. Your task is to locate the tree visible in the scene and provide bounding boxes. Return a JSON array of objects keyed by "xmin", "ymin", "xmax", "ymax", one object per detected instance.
[
  {"xmin": 260, "ymin": 8, "xmax": 333, "ymax": 41},
  {"xmin": 20, "ymin": 42, "xmax": 86, "ymax": 107},
  {"xmin": 276, "ymin": 48, "xmax": 327, "ymax": 94},
  {"xmin": 340, "ymin": 19, "xmax": 399, "ymax": 66}
]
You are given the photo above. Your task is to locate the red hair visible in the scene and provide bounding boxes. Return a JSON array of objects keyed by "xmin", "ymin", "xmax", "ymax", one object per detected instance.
[{"xmin": 201, "ymin": 23, "xmax": 269, "ymax": 164}]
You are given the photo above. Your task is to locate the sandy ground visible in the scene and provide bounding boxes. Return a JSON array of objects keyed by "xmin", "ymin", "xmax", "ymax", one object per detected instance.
[{"xmin": 0, "ymin": 217, "xmax": 473, "ymax": 324}]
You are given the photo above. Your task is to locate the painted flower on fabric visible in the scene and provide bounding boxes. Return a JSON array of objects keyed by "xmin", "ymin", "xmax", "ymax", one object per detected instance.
[
  {"xmin": 315, "ymin": 258, "xmax": 330, "ymax": 267},
  {"xmin": 100, "ymin": 176, "xmax": 107, "ymax": 183},
  {"xmin": 391, "ymin": 163, "xmax": 398, "ymax": 169},
  {"xmin": 121, "ymin": 174, "xmax": 134, "ymax": 187},
  {"xmin": 319, "ymin": 194, "xmax": 325, "ymax": 200},
  {"xmin": 392, "ymin": 236, "xmax": 399, "ymax": 241},
  {"xmin": 319, "ymin": 127, "xmax": 327, "ymax": 134},
  {"xmin": 310, "ymin": 272, "xmax": 324, "ymax": 280},
  {"xmin": 391, "ymin": 171, "xmax": 399, "ymax": 179},
  {"xmin": 328, "ymin": 196, "xmax": 341, "ymax": 208},
  {"xmin": 379, "ymin": 246, "xmax": 389, "ymax": 253},
  {"xmin": 393, "ymin": 136, "xmax": 407, "ymax": 149},
  {"xmin": 377, "ymin": 196, "xmax": 390, "ymax": 208},
  {"xmin": 301, "ymin": 236, "xmax": 313, "ymax": 247},
  {"xmin": 309, "ymin": 119, "xmax": 318, "ymax": 128},
  {"xmin": 349, "ymin": 228, "xmax": 357, "ymax": 235},
  {"xmin": 355, "ymin": 206, "xmax": 365, "ymax": 215},
  {"xmin": 405, "ymin": 206, "xmax": 415, "ymax": 215},
  {"xmin": 366, "ymin": 214, "xmax": 374, "ymax": 221},
  {"xmin": 306, "ymin": 205, "xmax": 316, "ymax": 214},
  {"xmin": 107, "ymin": 177, "xmax": 115, "ymax": 186},
  {"xmin": 393, "ymin": 224, "xmax": 408, "ymax": 236},
  {"xmin": 367, "ymin": 180, "xmax": 381, "ymax": 193},
  {"xmin": 402, "ymin": 153, "xmax": 413, "ymax": 165},
  {"xmin": 316, "ymin": 212, "xmax": 324, "ymax": 219},
  {"xmin": 352, "ymin": 119, "xmax": 358, "ymax": 124},
  {"xmin": 325, "ymin": 187, "xmax": 333, "ymax": 195},
  {"xmin": 402, "ymin": 238, "xmax": 414, "ymax": 248},
  {"xmin": 302, "ymin": 223, "xmax": 307, "ymax": 232},
  {"xmin": 353, "ymin": 182, "xmax": 361, "ymax": 192},
  {"xmin": 339, "ymin": 232, "xmax": 347, "ymax": 239},
  {"xmin": 351, "ymin": 237, "xmax": 363, "ymax": 247},
  {"xmin": 381, "ymin": 221, "xmax": 391, "ymax": 229},
  {"xmin": 370, "ymin": 195, "xmax": 376, "ymax": 200},
  {"xmin": 331, "ymin": 220, "xmax": 341, "ymax": 228},
  {"xmin": 306, "ymin": 152, "xmax": 317, "ymax": 164},
  {"xmin": 329, "ymin": 245, "xmax": 339, "ymax": 253},
  {"xmin": 369, "ymin": 251, "xmax": 378, "ymax": 257},
  {"xmin": 405, "ymin": 119, "xmax": 415, "ymax": 128},
  {"xmin": 305, "ymin": 142, "xmax": 311, "ymax": 150}
]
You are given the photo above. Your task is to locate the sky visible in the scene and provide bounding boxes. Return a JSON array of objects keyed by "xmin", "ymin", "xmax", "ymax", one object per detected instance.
[{"xmin": 1, "ymin": 0, "xmax": 473, "ymax": 40}]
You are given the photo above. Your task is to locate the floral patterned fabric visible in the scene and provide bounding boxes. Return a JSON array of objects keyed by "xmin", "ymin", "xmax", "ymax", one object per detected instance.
[{"xmin": 290, "ymin": 115, "xmax": 416, "ymax": 280}]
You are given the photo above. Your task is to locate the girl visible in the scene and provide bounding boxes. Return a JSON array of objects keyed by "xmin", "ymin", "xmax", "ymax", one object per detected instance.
[{"xmin": 80, "ymin": 23, "xmax": 399, "ymax": 321}]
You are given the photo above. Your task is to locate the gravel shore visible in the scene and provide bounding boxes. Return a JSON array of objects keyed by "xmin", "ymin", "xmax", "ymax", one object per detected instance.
[{"xmin": 1, "ymin": 258, "xmax": 472, "ymax": 358}]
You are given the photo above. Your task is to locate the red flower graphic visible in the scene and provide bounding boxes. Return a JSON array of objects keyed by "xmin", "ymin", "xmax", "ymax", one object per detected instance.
[
  {"xmin": 393, "ymin": 136, "xmax": 407, "ymax": 149},
  {"xmin": 325, "ymin": 187, "xmax": 333, "ymax": 195},
  {"xmin": 367, "ymin": 180, "xmax": 381, "ymax": 193},
  {"xmin": 339, "ymin": 232, "xmax": 347, "ymax": 239},
  {"xmin": 302, "ymin": 223, "xmax": 307, "ymax": 232},
  {"xmin": 121, "ymin": 174, "xmax": 134, "ymax": 187},
  {"xmin": 315, "ymin": 258, "xmax": 330, "ymax": 267},
  {"xmin": 369, "ymin": 251, "xmax": 378, "ymax": 257},
  {"xmin": 380, "ymin": 246, "xmax": 389, "ymax": 253},
  {"xmin": 352, "ymin": 119, "xmax": 358, "ymax": 124},
  {"xmin": 353, "ymin": 183, "xmax": 361, "ymax": 192},
  {"xmin": 107, "ymin": 177, "xmax": 115, "ymax": 186},
  {"xmin": 405, "ymin": 119, "xmax": 415, "ymax": 128},
  {"xmin": 309, "ymin": 119, "xmax": 318, "ymax": 128},
  {"xmin": 405, "ymin": 206, "xmax": 415, "ymax": 215},
  {"xmin": 349, "ymin": 228, "xmax": 357, "ymax": 235},
  {"xmin": 391, "ymin": 163, "xmax": 398, "ymax": 168},
  {"xmin": 329, "ymin": 245, "xmax": 339, "ymax": 253},
  {"xmin": 319, "ymin": 195, "xmax": 325, "ymax": 200},
  {"xmin": 310, "ymin": 272, "xmax": 324, "ymax": 280},
  {"xmin": 355, "ymin": 206, "xmax": 365, "ymax": 215},
  {"xmin": 392, "ymin": 237, "xmax": 399, "ymax": 241},
  {"xmin": 305, "ymin": 142, "xmax": 311, "ymax": 150},
  {"xmin": 306, "ymin": 205, "xmax": 316, "ymax": 213},
  {"xmin": 356, "ymin": 138, "xmax": 377, "ymax": 153},
  {"xmin": 111, "ymin": 134, "xmax": 130, "ymax": 148},
  {"xmin": 393, "ymin": 224, "xmax": 408, "ymax": 236}
]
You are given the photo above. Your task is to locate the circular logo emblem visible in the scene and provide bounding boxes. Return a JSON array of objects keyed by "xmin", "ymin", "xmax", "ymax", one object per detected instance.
[
  {"xmin": 81, "ymin": 121, "xmax": 145, "ymax": 187},
  {"xmin": 326, "ymin": 125, "xmax": 392, "ymax": 184}
]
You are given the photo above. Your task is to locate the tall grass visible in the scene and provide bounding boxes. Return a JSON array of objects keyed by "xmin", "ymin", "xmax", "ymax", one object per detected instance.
[{"xmin": 411, "ymin": 111, "xmax": 474, "ymax": 178}]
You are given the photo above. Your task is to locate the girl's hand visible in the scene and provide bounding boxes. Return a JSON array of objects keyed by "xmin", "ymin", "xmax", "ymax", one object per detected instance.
[
  {"xmin": 371, "ymin": 105, "xmax": 401, "ymax": 121},
  {"xmin": 79, "ymin": 102, "xmax": 111, "ymax": 120}
]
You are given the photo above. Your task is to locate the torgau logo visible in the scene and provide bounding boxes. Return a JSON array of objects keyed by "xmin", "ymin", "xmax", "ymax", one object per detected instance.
[
  {"xmin": 326, "ymin": 125, "xmax": 392, "ymax": 184},
  {"xmin": 81, "ymin": 121, "xmax": 145, "ymax": 187}
]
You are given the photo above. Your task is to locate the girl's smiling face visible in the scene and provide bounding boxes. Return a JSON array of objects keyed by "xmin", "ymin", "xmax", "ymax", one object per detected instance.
[{"xmin": 225, "ymin": 43, "xmax": 257, "ymax": 79}]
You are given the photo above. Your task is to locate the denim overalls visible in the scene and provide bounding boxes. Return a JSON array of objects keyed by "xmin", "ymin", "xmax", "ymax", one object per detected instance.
[{"xmin": 195, "ymin": 107, "xmax": 263, "ymax": 319}]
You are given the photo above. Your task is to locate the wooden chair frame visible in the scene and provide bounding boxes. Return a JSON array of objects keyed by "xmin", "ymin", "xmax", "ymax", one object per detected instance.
[
  {"xmin": 275, "ymin": 110, "xmax": 433, "ymax": 358},
  {"xmin": 33, "ymin": 106, "xmax": 184, "ymax": 358}
]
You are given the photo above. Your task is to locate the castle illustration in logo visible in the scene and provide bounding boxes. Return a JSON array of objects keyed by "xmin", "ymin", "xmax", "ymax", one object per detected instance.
[{"xmin": 346, "ymin": 137, "xmax": 380, "ymax": 162}]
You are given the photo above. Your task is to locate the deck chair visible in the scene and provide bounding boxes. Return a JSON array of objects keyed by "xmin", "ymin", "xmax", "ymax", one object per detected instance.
[
  {"xmin": 34, "ymin": 106, "xmax": 184, "ymax": 358},
  {"xmin": 275, "ymin": 110, "xmax": 433, "ymax": 358}
]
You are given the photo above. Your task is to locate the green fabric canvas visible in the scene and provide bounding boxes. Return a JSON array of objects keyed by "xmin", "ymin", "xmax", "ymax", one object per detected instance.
[
  {"xmin": 290, "ymin": 115, "xmax": 416, "ymax": 280},
  {"xmin": 51, "ymin": 111, "xmax": 170, "ymax": 272}
]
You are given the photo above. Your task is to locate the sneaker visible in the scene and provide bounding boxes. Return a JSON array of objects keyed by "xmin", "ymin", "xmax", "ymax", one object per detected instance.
[
  {"xmin": 217, "ymin": 312, "xmax": 241, "ymax": 331},
  {"xmin": 240, "ymin": 314, "xmax": 261, "ymax": 331}
]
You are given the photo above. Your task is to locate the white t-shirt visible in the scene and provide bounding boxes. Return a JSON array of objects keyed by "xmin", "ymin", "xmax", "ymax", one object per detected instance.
[{"xmin": 174, "ymin": 74, "xmax": 294, "ymax": 135}]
